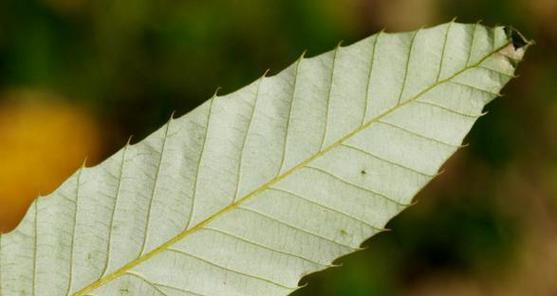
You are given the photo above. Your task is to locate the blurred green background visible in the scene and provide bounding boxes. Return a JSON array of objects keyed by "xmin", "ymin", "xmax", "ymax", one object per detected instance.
[{"xmin": 1, "ymin": 0, "xmax": 556, "ymax": 295}]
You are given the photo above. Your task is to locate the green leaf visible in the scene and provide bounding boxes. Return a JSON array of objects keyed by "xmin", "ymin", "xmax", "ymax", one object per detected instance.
[{"xmin": 0, "ymin": 22, "xmax": 529, "ymax": 296}]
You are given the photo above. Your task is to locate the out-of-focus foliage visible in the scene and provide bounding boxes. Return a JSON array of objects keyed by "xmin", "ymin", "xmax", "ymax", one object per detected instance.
[
  {"xmin": 0, "ymin": 0, "xmax": 361, "ymax": 141},
  {"xmin": 0, "ymin": 0, "xmax": 556, "ymax": 295},
  {"xmin": 0, "ymin": 90, "xmax": 102, "ymax": 232}
]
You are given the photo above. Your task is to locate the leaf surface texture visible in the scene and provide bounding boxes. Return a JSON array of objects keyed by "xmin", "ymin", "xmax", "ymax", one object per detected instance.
[{"xmin": 0, "ymin": 22, "xmax": 528, "ymax": 296}]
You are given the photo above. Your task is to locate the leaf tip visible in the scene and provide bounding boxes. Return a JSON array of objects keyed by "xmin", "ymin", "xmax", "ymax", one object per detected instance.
[{"xmin": 504, "ymin": 26, "xmax": 532, "ymax": 50}]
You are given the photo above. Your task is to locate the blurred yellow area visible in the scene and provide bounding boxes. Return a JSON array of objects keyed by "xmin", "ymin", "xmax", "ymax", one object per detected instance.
[{"xmin": 0, "ymin": 90, "xmax": 103, "ymax": 232}]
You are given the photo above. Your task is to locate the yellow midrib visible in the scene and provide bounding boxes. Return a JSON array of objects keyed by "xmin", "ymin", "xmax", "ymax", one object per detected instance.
[{"xmin": 74, "ymin": 40, "xmax": 512, "ymax": 296}]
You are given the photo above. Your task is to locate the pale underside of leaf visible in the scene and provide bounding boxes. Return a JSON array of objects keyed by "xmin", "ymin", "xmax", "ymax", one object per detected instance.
[{"xmin": 0, "ymin": 22, "xmax": 528, "ymax": 296}]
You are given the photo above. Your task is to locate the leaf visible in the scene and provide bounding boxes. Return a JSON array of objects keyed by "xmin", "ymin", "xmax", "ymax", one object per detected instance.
[{"xmin": 0, "ymin": 22, "xmax": 529, "ymax": 296}]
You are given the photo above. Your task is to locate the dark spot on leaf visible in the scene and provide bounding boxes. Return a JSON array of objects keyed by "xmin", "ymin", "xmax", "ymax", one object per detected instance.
[{"xmin": 504, "ymin": 26, "xmax": 529, "ymax": 50}]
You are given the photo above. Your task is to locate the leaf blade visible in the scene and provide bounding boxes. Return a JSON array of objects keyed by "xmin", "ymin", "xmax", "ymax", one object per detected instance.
[{"xmin": 0, "ymin": 22, "xmax": 529, "ymax": 296}]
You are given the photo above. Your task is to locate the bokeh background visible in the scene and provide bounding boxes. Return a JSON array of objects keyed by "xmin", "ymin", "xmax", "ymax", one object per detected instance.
[{"xmin": 1, "ymin": 0, "xmax": 556, "ymax": 295}]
